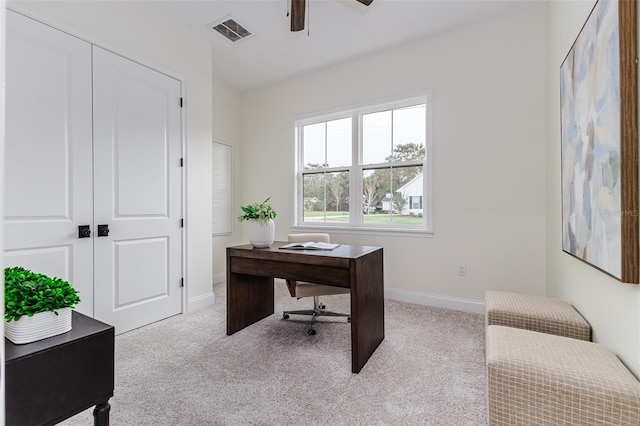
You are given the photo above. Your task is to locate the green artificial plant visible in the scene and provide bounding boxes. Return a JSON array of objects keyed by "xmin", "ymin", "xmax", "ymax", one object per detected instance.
[
  {"xmin": 4, "ymin": 266, "xmax": 81, "ymax": 322},
  {"xmin": 237, "ymin": 197, "xmax": 277, "ymax": 223}
]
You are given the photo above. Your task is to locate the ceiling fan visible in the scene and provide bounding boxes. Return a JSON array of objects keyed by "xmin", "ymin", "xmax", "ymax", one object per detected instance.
[{"xmin": 290, "ymin": 0, "xmax": 374, "ymax": 32}]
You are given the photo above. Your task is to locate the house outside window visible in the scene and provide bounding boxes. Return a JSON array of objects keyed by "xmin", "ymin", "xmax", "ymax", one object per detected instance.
[{"xmin": 294, "ymin": 92, "xmax": 433, "ymax": 234}]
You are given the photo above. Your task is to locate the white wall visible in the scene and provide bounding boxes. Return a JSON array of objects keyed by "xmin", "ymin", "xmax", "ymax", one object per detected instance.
[
  {"xmin": 238, "ymin": 5, "xmax": 548, "ymax": 313},
  {"xmin": 546, "ymin": 0, "xmax": 640, "ymax": 378},
  {"xmin": 10, "ymin": 0, "xmax": 215, "ymax": 308},
  {"xmin": 211, "ymin": 61, "xmax": 244, "ymax": 284}
]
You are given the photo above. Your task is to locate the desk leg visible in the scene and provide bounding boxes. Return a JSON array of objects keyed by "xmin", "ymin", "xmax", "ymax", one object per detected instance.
[
  {"xmin": 227, "ymin": 271, "xmax": 275, "ymax": 335},
  {"xmin": 93, "ymin": 401, "xmax": 110, "ymax": 426},
  {"xmin": 350, "ymin": 249, "xmax": 385, "ymax": 373}
]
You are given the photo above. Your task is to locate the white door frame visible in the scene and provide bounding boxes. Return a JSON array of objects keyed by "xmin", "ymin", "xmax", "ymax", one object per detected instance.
[
  {"xmin": 5, "ymin": 4, "xmax": 189, "ymax": 314},
  {"xmin": 1, "ymin": 2, "xmax": 7, "ymax": 423}
]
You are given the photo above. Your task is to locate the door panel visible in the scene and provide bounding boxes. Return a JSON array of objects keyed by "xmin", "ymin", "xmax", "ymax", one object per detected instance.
[
  {"xmin": 115, "ymin": 238, "xmax": 169, "ymax": 307},
  {"xmin": 92, "ymin": 46, "xmax": 183, "ymax": 333},
  {"xmin": 4, "ymin": 11, "xmax": 94, "ymax": 315},
  {"xmin": 115, "ymin": 77, "xmax": 171, "ymax": 217},
  {"xmin": 4, "ymin": 245, "xmax": 72, "ymax": 283}
]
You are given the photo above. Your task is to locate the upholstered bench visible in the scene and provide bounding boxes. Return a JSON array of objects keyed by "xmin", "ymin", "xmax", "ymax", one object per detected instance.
[
  {"xmin": 485, "ymin": 290, "xmax": 591, "ymax": 341},
  {"xmin": 486, "ymin": 325, "xmax": 640, "ymax": 425}
]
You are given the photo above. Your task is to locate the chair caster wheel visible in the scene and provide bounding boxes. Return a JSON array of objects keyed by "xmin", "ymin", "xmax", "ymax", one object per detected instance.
[
  {"xmin": 319, "ymin": 304, "xmax": 326, "ymax": 310},
  {"xmin": 282, "ymin": 314, "xmax": 289, "ymax": 320},
  {"xmin": 308, "ymin": 329, "xmax": 316, "ymax": 336},
  {"xmin": 347, "ymin": 317, "xmax": 351, "ymax": 322}
]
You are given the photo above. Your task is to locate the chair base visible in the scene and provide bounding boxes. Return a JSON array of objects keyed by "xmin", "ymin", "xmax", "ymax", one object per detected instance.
[{"xmin": 282, "ymin": 297, "xmax": 350, "ymax": 335}]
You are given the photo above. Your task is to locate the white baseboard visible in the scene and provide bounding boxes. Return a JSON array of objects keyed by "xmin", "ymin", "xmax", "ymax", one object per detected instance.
[
  {"xmin": 194, "ymin": 279, "xmax": 484, "ymax": 315},
  {"xmin": 188, "ymin": 291, "xmax": 215, "ymax": 312},
  {"xmin": 384, "ymin": 287, "xmax": 485, "ymax": 315}
]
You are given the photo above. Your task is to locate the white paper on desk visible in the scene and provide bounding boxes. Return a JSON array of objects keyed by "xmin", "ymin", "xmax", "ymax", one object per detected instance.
[{"xmin": 280, "ymin": 242, "xmax": 341, "ymax": 250}]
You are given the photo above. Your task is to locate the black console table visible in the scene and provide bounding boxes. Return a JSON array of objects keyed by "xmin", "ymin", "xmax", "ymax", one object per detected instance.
[{"xmin": 5, "ymin": 311, "xmax": 115, "ymax": 426}]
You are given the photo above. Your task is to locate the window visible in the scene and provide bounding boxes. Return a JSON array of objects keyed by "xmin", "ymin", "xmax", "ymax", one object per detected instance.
[
  {"xmin": 294, "ymin": 93, "xmax": 432, "ymax": 233},
  {"xmin": 410, "ymin": 196, "xmax": 423, "ymax": 210}
]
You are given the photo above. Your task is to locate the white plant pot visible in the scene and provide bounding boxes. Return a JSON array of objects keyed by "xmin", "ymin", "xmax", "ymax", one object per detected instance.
[
  {"xmin": 247, "ymin": 218, "xmax": 275, "ymax": 248},
  {"xmin": 5, "ymin": 307, "xmax": 72, "ymax": 344}
]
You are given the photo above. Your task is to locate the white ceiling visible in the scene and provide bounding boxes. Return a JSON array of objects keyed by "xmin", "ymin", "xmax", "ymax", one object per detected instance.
[{"xmin": 147, "ymin": 0, "xmax": 540, "ymax": 92}]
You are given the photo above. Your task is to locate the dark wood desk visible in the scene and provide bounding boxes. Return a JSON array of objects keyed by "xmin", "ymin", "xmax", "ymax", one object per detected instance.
[
  {"xmin": 226, "ymin": 241, "xmax": 384, "ymax": 373},
  {"xmin": 5, "ymin": 311, "xmax": 115, "ymax": 426}
]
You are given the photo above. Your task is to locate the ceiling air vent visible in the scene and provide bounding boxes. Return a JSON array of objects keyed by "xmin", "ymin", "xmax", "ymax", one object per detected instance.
[{"xmin": 210, "ymin": 16, "xmax": 254, "ymax": 43}]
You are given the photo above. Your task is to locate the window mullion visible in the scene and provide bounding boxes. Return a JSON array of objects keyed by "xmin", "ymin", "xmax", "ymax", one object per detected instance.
[
  {"xmin": 352, "ymin": 111, "xmax": 362, "ymax": 225},
  {"xmin": 361, "ymin": 159, "xmax": 424, "ymax": 170},
  {"xmin": 390, "ymin": 108, "xmax": 395, "ymax": 163},
  {"xmin": 323, "ymin": 172, "xmax": 327, "ymax": 223},
  {"xmin": 302, "ymin": 166, "xmax": 348, "ymax": 175},
  {"xmin": 324, "ymin": 122, "xmax": 328, "ymax": 167},
  {"xmin": 296, "ymin": 124, "xmax": 303, "ymax": 224}
]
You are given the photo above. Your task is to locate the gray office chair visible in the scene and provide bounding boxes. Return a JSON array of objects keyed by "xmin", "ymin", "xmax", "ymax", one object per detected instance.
[{"xmin": 282, "ymin": 233, "xmax": 351, "ymax": 335}]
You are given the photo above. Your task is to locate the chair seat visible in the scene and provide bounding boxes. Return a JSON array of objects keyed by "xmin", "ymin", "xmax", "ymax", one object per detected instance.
[{"xmin": 294, "ymin": 282, "xmax": 350, "ymax": 298}]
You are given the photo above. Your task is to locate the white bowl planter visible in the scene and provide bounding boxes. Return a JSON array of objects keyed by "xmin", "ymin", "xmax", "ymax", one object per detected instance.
[
  {"xmin": 5, "ymin": 307, "xmax": 72, "ymax": 344},
  {"xmin": 248, "ymin": 218, "xmax": 275, "ymax": 248}
]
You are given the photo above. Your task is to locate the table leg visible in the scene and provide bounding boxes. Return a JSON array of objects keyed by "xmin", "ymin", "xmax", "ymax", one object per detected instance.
[
  {"xmin": 226, "ymin": 271, "xmax": 275, "ymax": 335},
  {"xmin": 350, "ymin": 249, "xmax": 385, "ymax": 373},
  {"xmin": 93, "ymin": 401, "xmax": 110, "ymax": 426}
]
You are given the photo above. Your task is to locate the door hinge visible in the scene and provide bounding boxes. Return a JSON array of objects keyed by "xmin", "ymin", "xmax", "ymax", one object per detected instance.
[
  {"xmin": 180, "ymin": 278, "xmax": 184, "ymax": 288},
  {"xmin": 180, "ymin": 157, "xmax": 184, "ymax": 167},
  {"xmin": 180, "ymin": 218, "xmax": 184, "ymax": 228},
  {"xmin": 180, "ymin": 98, "xmax": 183, "ymax": 108}
]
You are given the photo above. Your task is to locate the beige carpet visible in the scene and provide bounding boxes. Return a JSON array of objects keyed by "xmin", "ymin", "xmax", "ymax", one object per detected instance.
[{"xmin": 61, "ymin": 281, "xmax": 486, "ymax": 425}]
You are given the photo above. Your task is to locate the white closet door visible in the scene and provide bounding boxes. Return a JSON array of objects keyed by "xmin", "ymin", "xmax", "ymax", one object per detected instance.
[
  {"xmin": 4, "ymin": 11, "xmax": 94, "ymax": 316},
  {"xmin": 92, "ymin": 46, "xmax": 183, "ymax": 333}
]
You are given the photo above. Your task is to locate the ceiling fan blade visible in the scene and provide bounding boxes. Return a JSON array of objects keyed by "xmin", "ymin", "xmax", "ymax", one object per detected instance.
[
  {"xmin": 291, "ymin": 0, "xmax": 306, "ymax": 32},
  {"xmin": 356, "ymin": 0, "xmax": 373, "ymax": 5}
]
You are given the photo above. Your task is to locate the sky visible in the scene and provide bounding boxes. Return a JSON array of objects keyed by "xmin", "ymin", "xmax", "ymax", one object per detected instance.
[{"xmin": 303, "ymin": 103, "xmax": 426, "ymax": 169}]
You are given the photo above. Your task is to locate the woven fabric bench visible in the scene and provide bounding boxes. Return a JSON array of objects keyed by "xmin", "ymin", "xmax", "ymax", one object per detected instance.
[
  {"xmin": 486, "ymin": 325, "xmax": 640, "ymax": 425},
  {"xmin": 485, "ymin": 290, "xmax": 591, "ymax": 341}
]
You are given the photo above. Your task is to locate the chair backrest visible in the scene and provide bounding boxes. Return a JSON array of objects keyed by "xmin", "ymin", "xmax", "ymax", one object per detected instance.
[{"xmin": 287, "ymin": 233, "xmax": 330, "ymax": 243}]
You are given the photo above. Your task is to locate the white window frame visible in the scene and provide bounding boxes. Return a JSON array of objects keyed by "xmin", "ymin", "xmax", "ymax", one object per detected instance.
[{"xmin": 292, "ymin": 90, "xmax": 433, "ymax": 236}]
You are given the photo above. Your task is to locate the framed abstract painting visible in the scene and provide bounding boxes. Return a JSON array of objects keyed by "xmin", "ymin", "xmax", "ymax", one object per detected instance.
[{"xmin": 560, "ymin": 0, "xmax": 638, "ymax": 283}]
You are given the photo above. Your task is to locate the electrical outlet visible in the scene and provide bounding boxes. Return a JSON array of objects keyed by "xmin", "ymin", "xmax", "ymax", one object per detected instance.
[{"xmin": 457, "ymin": 264, "xmax": 467, "ymax": 276}]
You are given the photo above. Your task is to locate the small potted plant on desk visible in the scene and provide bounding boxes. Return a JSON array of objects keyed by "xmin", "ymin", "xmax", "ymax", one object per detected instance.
[
  {"xmin": 238, "ymin": 197, "xmax": 277, "ymax": 248},
  {"xmin": 4, "ymin": 266, "xmax": 81, "ymax": 344}
]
